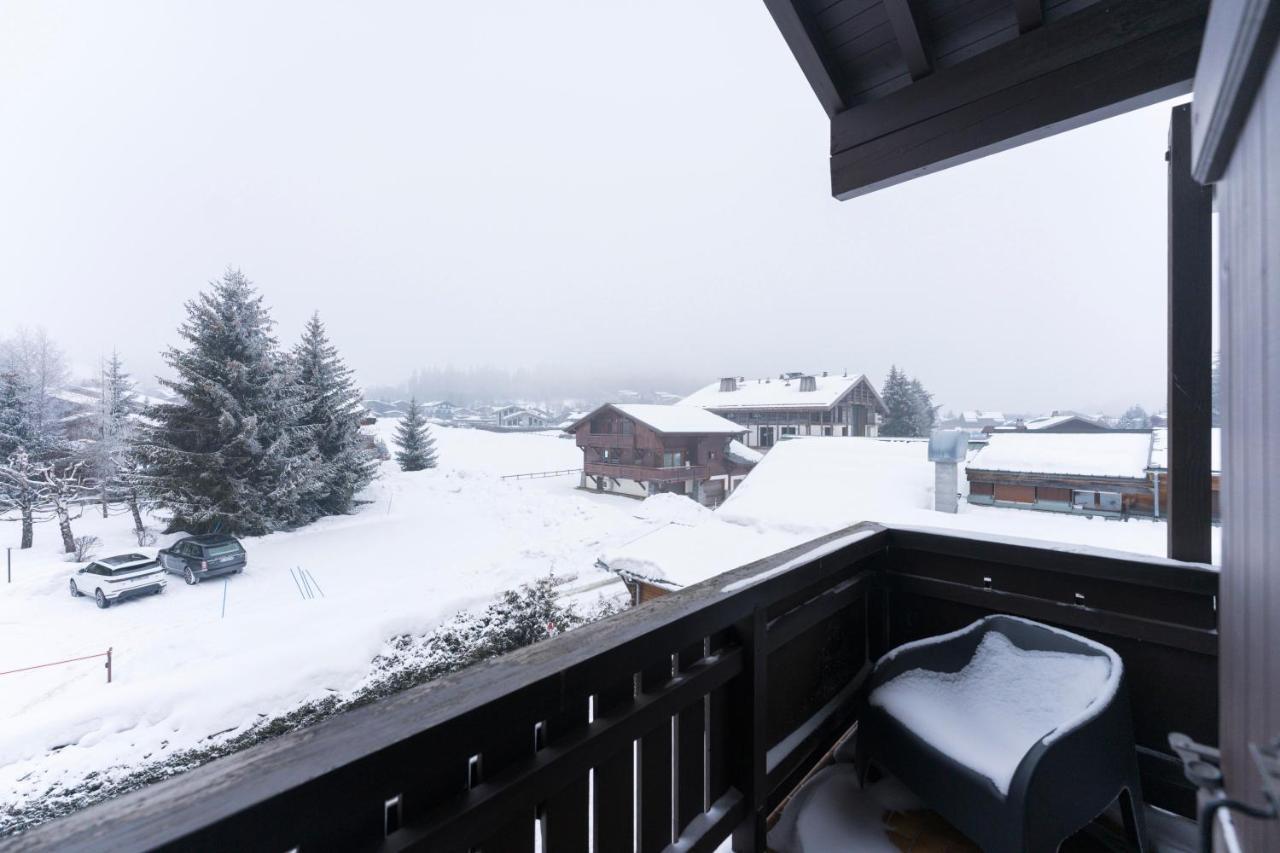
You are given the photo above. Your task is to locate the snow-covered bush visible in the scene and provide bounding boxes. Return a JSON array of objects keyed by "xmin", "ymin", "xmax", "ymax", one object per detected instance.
[{"xmin": 70, "ymin": 535, "xmax": 99, "ymax": 562}]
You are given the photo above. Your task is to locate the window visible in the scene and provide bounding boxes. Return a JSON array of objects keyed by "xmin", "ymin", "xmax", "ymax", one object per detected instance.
[
  {"xmin": 662, "ymin": 450, "xmax": 685, "ymax": 467},
  {"xmin": 205, "ymin": 543, "xmax": 242, "ymax": 557},
  {"xmin": 781, "ymin": 426, "xmax": 797, "ymax": 436}
]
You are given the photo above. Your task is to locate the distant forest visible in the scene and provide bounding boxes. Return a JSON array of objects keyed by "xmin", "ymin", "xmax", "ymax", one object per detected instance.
[{"xmin": 367, "ymin": 365, "xmax": 707, "ymax": 407}]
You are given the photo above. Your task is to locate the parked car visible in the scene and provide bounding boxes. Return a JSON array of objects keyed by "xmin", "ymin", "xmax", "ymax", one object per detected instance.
[
  {"xmin": 158, "ymin": 534, "xmax": 247, "ymax": 585},
  {"xmin": 70, "ymin": 554, "xmax": 166, "ymax": 609}
]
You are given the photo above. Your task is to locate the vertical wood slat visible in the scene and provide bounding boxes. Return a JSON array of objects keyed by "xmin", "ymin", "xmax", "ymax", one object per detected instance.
[
  {"xmin": 706, "ymin": 630, "xmax": 733, "ymax": 811},
  {"xmin": 592, "ymin": 674, "xmax": 636, "ymax": 853},
  {"xmin": 1166, "ymin": 101, "xmax": 1215, "ymax": 563},
  {"xmin": 676, "ymin": 640, "xmax": 708, "ymax": 838},
  {"xmin": 475, "ymin": 722, "xmax": 535, "ymax": 853},
  {"xmin": 540, "ymin": 697, "xmax": 590, "ymax": 853},
  {"xmin": 638, "ymin": 655, "xmax": 675, "ymax": 853},
  {"xmin": 730, "ymin": 609, "xmax": 768, "ymax": 852}
]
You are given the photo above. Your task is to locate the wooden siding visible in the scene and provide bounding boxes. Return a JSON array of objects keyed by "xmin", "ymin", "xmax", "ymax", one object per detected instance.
[
  {"xmin": 992, "ymin": 483, "xmax": 1035, "ymax": 503},
  {"xmin": 1216, "ymin": 35, "xmax": 1280, "ymax": 853}
]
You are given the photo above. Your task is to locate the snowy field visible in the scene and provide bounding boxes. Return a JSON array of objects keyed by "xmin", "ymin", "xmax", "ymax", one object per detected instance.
[{"xmin": 0, "ymin": 423, "xmax": 676, "ymax": 821}]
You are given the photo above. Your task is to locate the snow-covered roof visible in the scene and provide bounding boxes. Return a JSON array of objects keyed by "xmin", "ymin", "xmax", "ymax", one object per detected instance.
[
  {"xmin": 1022, "ymin": 414, "xmax": 1101, "ymax": 431},
  {"xmin": 961, "ymin": 410, "xmax": 1005, "ymax": 422},
  {"xmin": 600, "ymin": 436, "xmax": 1219, "ymax": 589},
  {"xmin": 1148, "ymin": 427, "xmax": 1221, "ymax": 473},
  {"xmin": 679, "ymin": 374, "xmax": 881, "ymax": 412},
  {"xmin": 726, "ymin": 440, "xmax": 763, "ymax": 465},
  {"xmin": 968, "ymin": 432, "xmax": 1153, "ymax": 479},
  {"xmin": 611, "ymin": 404, "xmax": 744, "ymax": 435}
]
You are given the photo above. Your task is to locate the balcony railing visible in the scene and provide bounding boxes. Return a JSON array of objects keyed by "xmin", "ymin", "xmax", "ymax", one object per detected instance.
[
  {"xmin": 580, "ymin": 432, "xmax": 636, "ymax": 449},
  {"xmin": 16, "ymin": 524, "xmax": 1218, "ymax": 852},
  {"xmin": 584, "ymin": 460, "xmax": 709, "ymax": 482}
]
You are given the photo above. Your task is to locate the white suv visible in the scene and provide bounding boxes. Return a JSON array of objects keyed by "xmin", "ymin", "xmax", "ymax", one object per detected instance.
[{"xmin": 70, "ymin": 554, "xmax": 167, "ymax": 609}]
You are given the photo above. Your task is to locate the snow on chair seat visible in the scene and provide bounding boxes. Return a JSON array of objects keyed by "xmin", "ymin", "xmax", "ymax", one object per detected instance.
[{"xmin": 854, "ymin": 615, "xmax": 1148, "ymax": 853}]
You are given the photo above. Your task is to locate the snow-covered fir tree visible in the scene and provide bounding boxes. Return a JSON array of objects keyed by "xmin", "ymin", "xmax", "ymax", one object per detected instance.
[
  {"xmin": 1118, "ymin": 404, "xmax": 1150, "ymax": 430},
  {"xmin": 292, "ymin": 313, "xmax": 377, "ymax": 516},
  {"xmin": 393, "ymin": 398, "xmax": 437, "ymax": 471},
  {"xmin": 880, "ymin": 367, "xmax": 937, "ymax": 438},
  {"xmin": 87, "ymin": 351, "xmax": 138, "ymax": 517},
  {"xmin": 908, "ymin": 377, "xmax": 938, "ymax": 437},
  {"xmin": 879, "ymin": 366, "xmax": 916, "ymax": 437},
  {"xmin": 0, "ymin": 370, "xmax": 34, "ymax": 459},
  {"xmin": 140, "ymin": 269, "xmax": 323, "ymax": 535}
]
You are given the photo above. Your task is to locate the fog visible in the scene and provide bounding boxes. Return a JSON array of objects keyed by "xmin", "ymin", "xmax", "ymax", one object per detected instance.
[{"xmin": 1, "ymin": 1, "xmax": 1182, "ymax": 414}]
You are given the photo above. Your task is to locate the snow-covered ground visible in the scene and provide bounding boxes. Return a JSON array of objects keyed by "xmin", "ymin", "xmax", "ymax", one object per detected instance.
[{"xmin": 0, "ymin": 424, "xmax": 664, "ymax": 816}]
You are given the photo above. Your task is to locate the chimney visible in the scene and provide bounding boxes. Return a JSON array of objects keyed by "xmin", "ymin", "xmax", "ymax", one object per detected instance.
[
  {"xmin": 718, "ymin": 377, "xmax": 738, "ymax": 392},
  {"xmin": 799, "ymin": 375, "xmax": 817, "ymax": 392}
]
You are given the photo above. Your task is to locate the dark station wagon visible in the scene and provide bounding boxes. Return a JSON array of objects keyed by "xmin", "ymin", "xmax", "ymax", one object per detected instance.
[{"xmin": 158, "ymin": 534, "xmax": 247, "ymax": 585}]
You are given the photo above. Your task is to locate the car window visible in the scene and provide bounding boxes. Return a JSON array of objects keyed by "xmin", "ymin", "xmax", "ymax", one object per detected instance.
[
  {"xmin": 110, "ymin": 560, "xmax": 158, "ymax": 576},
  {"xmin": 205, "ymin": 543, "xmax": 242, "ymax": 557},
  {"xmin": 181, "ymin": 542, "xmax": 198, "ymax": 557},
  {"xmin": 87, "ymin": 564, "xmax": 105, "ymax": 576}
]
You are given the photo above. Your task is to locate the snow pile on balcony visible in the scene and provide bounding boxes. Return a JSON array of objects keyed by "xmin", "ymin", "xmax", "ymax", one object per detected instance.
[
  {"xmin": 632, "ymin": 492, "xmax": 715, "ymax": 526},
  {"xmin": 968, "ymin": 431, "xmax": 1154, "ymax": 479},
  {"xmin": 768, "ymin": 764, "xmax": 921, "ymax": 853},
  {"xmin": 870, "ymin": 631, "xmax": 1114, "ymax": 795}
]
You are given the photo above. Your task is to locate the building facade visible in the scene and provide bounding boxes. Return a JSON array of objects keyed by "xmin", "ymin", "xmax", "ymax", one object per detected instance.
[
  {"xmin": 565, "ymin": 403, "xmax": 758, "ymax": 506},
  {"xmin": 680, "ymin": 372, "xmax": 886, "ymax": 449}
]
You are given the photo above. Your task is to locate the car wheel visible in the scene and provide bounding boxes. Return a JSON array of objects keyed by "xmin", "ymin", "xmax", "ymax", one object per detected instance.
[
  {"xmin": 95, "ymin": 589, "xmax": 109, "ymax": 609},
  {"xmin": 184, "ymin": 567, "xmax": 198, "ymax": 585},
  {"xmin": 69, "ymin": 579, "xmax": 80, "ymax": 597}
]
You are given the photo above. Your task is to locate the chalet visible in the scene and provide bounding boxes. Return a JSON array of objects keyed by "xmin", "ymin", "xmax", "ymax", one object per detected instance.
[
  {"xmin": 680, "ymin": 372, "xmax": 886, "ymax": 448},
  {"xmin": 967, "ymin": 431, "xmax": 1157, "ymax": 516},
  {"xmin": 494, "ymin": 406, "xmax": 551, "ymax": 429},
  {"xmin": 989, "ymin": 412, "xmax": 1110, "ymax": 433},
  {"xmin": 565, "ymin": 403, "xmax": 758, "ymax": 506}
]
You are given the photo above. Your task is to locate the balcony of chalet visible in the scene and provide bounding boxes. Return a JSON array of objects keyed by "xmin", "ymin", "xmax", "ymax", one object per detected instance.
[
  {"xmin": 584, "ymin": 460, "xmax": 710, "ymax": 484},
  {"xmin": 19, "ymin": 524, "xmax": 1220, "ymax": 852}
]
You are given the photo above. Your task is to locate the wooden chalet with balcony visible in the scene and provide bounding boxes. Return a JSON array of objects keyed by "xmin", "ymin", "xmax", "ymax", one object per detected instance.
[
  {"xmin": 681, "ymin": 372, "xmax": 887, "ymax": 448},
  {"xmin": 566, "ymin": 403, "xmax": 759, "ymax": 506}
]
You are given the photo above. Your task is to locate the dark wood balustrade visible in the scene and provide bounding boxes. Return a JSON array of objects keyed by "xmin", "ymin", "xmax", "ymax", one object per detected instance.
[
  {"xmin": 580, "ymin": 433, "xmax": 636, "ymax": 449},
  {"xmin": 14, "ymin": 524, "xmax": 1219, "ymax": 853},
  {"xmin": 584, "ymin": 460, "xmax": 709, "ymax": 482}
]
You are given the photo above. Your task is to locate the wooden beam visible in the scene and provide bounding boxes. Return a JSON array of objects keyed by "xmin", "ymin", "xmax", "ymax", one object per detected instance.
[
  {"xmin": 1013, "ymin": 0, "xmax": 1044, "ymax": 33},
  {"xmin": 762, "ymin": 0, "xmax": 846, "ymax": 117},
  {"xmin": 883, "ymin": 0, "xmax": 931, "ymax": 80},
  {"xmin": 828, "ymin": 0, "xmax": 1207, "ymax": 199},
  {"xmin": 1166, "ymin": 103, "xmax": 1214, "ymax": 563},
  {"xmin": 1189, "ymin": 0, "xmax": 1280, "ymax": 182}
]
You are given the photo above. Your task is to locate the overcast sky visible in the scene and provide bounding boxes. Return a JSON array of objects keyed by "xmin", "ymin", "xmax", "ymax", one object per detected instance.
[{"xmin": 1, "ymin": 1, "xmax": 1189, "ymax": 414}]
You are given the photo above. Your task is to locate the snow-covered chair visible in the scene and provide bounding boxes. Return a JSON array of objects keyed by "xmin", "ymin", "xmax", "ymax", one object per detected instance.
[{"xmin": 854, "ymin": 615, "xmax": 1147, "ymax": 853}]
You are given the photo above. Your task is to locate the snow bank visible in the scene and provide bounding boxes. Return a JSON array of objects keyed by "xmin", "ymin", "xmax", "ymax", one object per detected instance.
[
  {"xmin": 0, "ymin": 424, "xmax": 644, "ymax": 813},
  {"xmin": 870, "ymin": 630, "xmax": 1113, "ymax": 795},
  {"xmin": 631, "ymin": 492, "xmax": 715, "ymax": 526}
]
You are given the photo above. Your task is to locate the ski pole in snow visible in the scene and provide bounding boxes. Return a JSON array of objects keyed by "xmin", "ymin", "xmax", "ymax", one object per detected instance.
[
  {"xmin": 290, "ymin": 566, "xmax": 306, "ymax": 599},
  {"xmin": 305, "ymin": 569, "xmax": 324, "ymax": 598},
  {"xmin": 221, "ymin": 577, "xmax": 228, "ymax": 618},
  {"xmin": 299, "ymin": 567, "xmax": 313, "ymax": 599}
]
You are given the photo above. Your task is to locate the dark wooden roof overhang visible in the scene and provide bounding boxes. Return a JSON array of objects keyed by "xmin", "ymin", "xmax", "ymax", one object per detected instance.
[{"xmin": 763, "ymin": 0, "xmax": 1210, "ymax": 199}]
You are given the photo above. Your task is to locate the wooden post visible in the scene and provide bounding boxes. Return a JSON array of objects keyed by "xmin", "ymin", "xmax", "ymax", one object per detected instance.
[
  {"xmin": 731, "ymin": 608, "xmax": 768, "ymax": 852},
  {"xmin": 106, "ymin": 647, "xmax": 112, "ymax": 684},
  {"xmin": 1166, "ymin": 103, "xmax": 1214, "ymax": 563}
]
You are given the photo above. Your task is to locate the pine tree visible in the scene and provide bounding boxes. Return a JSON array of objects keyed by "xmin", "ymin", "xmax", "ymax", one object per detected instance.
[
  {"xmin": 88, "ymin": 351, "xmax": 137, "ymax": 517},
  {"xmin": 879, "ymin": 366, "xmax": 917, "ymax": 437},
  {"xmin": 293, "ymin": 313, "xmax": 377, "ymax": 516},
  {"xmin": 908, "ymin": 377, "xmax": 938, "ymax": 437},
  {"xmin": 1119, "ymin": 404, "xmax": 1150, "ymax": 430},
  {"xmin": 141, "ymin": 268, "xmax": 323, "ymax": 535},
  {"xmin": 393, "ymin": 398, "xmax": 437, "ymax": 471},
  {"xmin": 0, "ymin": 371, "xmax": 34, "ymax": 459}
]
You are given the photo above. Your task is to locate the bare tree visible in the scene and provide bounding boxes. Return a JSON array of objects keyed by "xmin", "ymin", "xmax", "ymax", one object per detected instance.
[
  {"xmin": 0, "ymin": 449, "xmax": 44, "ymax": 549},
  {"xmin": 42, "ymin": 460, "xmax": 88, "ymax": 553}
]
